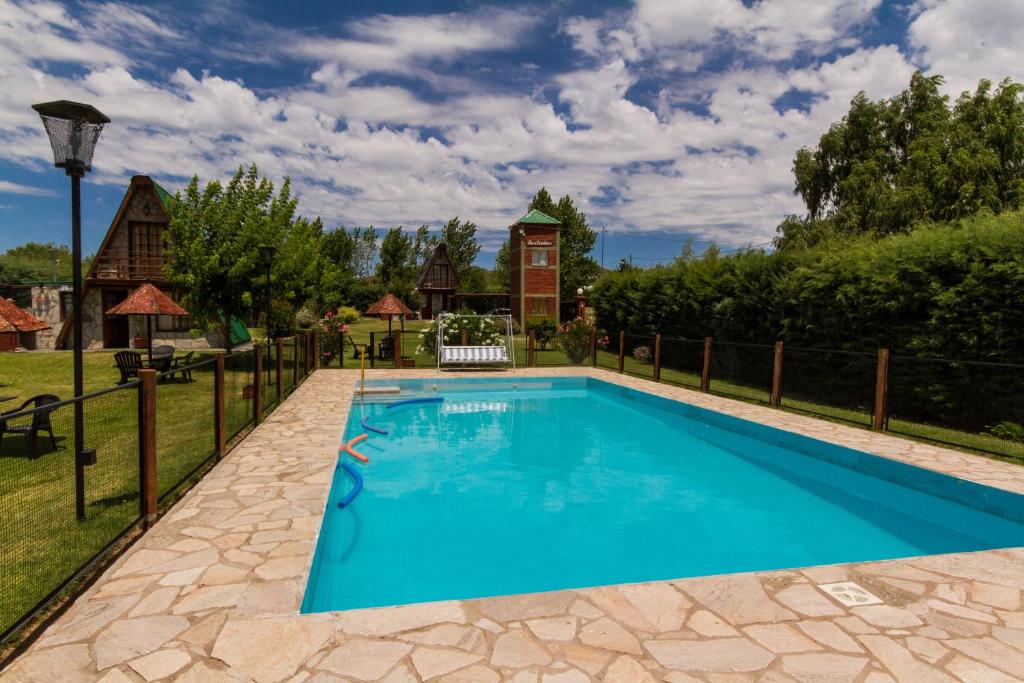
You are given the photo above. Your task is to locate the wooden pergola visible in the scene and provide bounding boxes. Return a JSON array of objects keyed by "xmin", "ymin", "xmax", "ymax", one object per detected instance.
[{"xmin": 366, "ymin": 293, "xmax": 414, "ymax": 334}]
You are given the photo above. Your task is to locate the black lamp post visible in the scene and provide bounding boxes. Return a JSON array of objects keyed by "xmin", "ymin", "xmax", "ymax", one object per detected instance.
[
  {"xmin": 32, "ymin": 100, "xmax": 109, "ymax": 521},
  {"xmin": 258, "ymin": 245, "xmax": 276, "ymax": 388}
]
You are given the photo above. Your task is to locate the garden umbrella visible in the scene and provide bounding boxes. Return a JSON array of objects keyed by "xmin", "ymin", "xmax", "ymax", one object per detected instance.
[
  {"xmin": 366, "ymin": 293, "xmax": 414, "ymax": 334},
  {"xmin": 105, "ymin": 283, "xmax": 188, "ymax": 362}
]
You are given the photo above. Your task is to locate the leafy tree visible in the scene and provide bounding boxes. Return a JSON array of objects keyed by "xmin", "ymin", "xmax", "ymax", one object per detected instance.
[
  {"xmin": 527, "ymin": 188, "xmax": 600, "ymax": 298},
  {"xmin": 414, "ymin": 224, "xmax": 439, "ymax": 266},
  {"xmin": 377, "ymin": 227, "xmax": 415, "ymax": 291},
  {"xmin": 0, "ymin": 242, "xmax": 82, "ymax": 282},
  {"xmin": 351, "ymin": 227, "xmax": 378, "ymax": 278},
  {"xmin": 164, "ymin": 164, "xmax": 315, "ymax": 348},
  {"xmin": 494, "ymin": 240, "xmax": 511, "ymax": 290},
  {"xmin": 440, "ymin": 217, "xmax": 480, "ymax": 280}
]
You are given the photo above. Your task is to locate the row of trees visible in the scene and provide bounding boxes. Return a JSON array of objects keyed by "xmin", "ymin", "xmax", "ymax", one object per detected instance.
[{"xmin": 163, "ymin": 165, "xmax": 602, "ymax": 346}]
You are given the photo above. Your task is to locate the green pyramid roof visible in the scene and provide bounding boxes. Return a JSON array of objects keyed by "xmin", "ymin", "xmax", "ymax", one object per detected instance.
[
  {"xmin": 512, "ymin": 209, "xmax": 560, "ymax": 226},
  {"xmin": 154, "ymin": 182, "xmax": 173, "ymax": 206}
]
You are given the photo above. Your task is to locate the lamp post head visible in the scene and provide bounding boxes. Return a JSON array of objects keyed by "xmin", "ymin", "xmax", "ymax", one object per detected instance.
[
  {"xmin": 258, "ymin": 245, "xmax": 276, "ymax": 268},
  {"xmin": 31, "ymin": 100, "xmax": 109, "ymax": 177}
]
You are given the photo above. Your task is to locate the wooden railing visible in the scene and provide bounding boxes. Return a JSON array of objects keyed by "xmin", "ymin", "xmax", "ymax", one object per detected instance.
[{"xmin": 90, "ymin": 250, "xmax": 166, "ymax": 280}]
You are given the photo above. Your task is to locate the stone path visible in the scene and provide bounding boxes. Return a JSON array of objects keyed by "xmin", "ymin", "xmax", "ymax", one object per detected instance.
[{"xmin": 4, "ymin": 368, "xmax": 1024, "ymax": 682}]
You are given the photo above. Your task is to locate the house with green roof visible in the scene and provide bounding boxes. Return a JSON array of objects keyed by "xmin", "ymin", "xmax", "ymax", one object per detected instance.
[
  {"xmin": 52, "ymin": 175, "xmax": 225, "ymax": 351},
  {"xmin": 509, "ymin": 208, "xmax": 561, "ymax": 325}
]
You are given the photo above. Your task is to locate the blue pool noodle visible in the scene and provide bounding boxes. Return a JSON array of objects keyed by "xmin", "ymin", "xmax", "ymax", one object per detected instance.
[
  {"xmin": 360, "ymin": 415, "xmax": 388, "ymax": 435},
  {"xmin": 386, "ymin": 397, "xmax": 444, "ymax": 409},
  {"xmin": 337, "ymin": 461, "xmax": 364, "ymax": 509}
]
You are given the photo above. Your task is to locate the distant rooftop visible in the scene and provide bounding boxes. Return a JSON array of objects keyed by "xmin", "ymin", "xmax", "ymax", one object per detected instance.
[{"xmin": 512, "ymin": 209, "xmax": 560, "ymax": 226}]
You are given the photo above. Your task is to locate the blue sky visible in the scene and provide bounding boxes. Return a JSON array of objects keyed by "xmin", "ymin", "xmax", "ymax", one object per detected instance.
[{"xmin": 1, "ymin": 0, "xmax": 1023, "ymax": 267}]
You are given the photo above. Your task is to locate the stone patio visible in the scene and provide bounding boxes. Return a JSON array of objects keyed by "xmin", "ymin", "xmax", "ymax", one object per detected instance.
[{"xmin": 4, "ymin": 367, "xmax": 1024, "ymax": 682}]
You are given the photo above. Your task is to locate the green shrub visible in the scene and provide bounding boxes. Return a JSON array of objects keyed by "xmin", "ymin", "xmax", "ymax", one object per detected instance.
[
  {"xmin": 530, "ymin": 319, "xmax": 557, "ymax": 350},
  {"xmin": 335, "ymin": 306, "xmax": 360, "ymax": 324}
]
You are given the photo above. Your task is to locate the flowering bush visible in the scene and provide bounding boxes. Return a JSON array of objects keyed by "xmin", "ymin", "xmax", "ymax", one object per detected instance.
[
  {"xmin": 417, "ymin": 315, "xmax": 505, "ymax": 357},
  {"xmin": 632, "ymin": 345, "xmax": 652, "ymax": 364},
  {"xmin": 530, "ymin": 318, "xmax": 557, "ymax": 350},
  {"xmin": 316, "ymin": 309, "xmax": 351, "ymax": 366},
  {"xmin": 557, "ymin": 317, "xmax": 608, "ymax": 364}
]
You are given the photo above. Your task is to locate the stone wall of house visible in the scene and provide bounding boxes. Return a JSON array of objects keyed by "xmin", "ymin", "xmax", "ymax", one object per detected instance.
[
  {"xmin": 26, "ymin": 284, "xmax": 69, "ymax": 350},
  {"xmin": 126, "ymin": 315, "xmax": 226, "ymax": 349}
]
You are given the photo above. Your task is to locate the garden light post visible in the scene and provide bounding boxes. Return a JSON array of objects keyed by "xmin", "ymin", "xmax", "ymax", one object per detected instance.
[
  {"xmin": 32, "ymin": 100, "xmax": 109, "ymax": 520},
  {"xmin": 258, "ymin": 245, "xmax": 276, "ymax": 389}
]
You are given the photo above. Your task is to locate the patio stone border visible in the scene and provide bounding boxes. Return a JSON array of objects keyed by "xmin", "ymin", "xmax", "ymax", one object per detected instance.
[{"xmin": 3, "ymin": 367, "xmax": 1024, "ymax": 682}]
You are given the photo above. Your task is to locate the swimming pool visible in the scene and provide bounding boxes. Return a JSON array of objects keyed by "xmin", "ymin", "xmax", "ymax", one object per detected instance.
[{"xmin": 301, "ymin": 376, "xmax": 1024, "ymax": 613}]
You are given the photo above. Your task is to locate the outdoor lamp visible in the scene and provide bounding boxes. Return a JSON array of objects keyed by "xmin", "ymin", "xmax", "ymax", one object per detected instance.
[
  {"xmin": 32, "ymin": 99, "xmax": 109, "ymax": 521},
  {"xmin": 259, "ymin": 245, "xmax": 276, "ymax": 268}
]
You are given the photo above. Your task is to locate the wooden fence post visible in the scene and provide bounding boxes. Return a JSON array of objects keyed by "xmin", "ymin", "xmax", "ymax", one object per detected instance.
[
  {"xmin": 528, "ymin": 330, "xmax": 536, "ymax": 367},
  {"xmin": 254, "ymin": 343, "xmax": 262, "ymax": 425},
  {"xmin": 138, "ymin": 368, "xmax": 158, "ymax": 526},
  {"xmin": 590, "ymin": 332, "xmax": 597, "ymax": 367},
  {"xmin": 394, "ymin": 331, "xmax": 402, "ymax": 368},
  {"xmin": 770, "ymin": 341, "xmax": 784, "ymax": 407},
  {"xmin": 276, "ymin": 339, "xmax": 284, "ymax": 402},
  {"xmin": 369, "ymin": 332, "xmax": 376, "ymax": 369},
  {"xmin": 313, "ymin": 330, "xmax": 320, "ymax": 370},
  {"xmin": 701, "ymin": 336, "xmax": 713, "ymax": 393},
  {"xmin": 617, "ymin": 331, "xmax": 625, "ymax": 372},
  {"xmin": 653, "ymin": 334, "xmax": 662, "ymax": 382},
  {"xmin": 292, "ymin": 336, "xmax": 299, "ymax": 386},
  {"xmin": 214, "ymin": 352, "xmax": 225, "ymax": 459},
  {"xmin": 873, "ymin": 348, "xmax": 890, "ymax": 430}
]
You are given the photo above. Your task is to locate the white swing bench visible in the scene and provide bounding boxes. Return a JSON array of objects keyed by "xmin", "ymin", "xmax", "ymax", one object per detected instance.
[{"xmin": 436, "ymin": 314, "xmax": 516, "ymax": 369}]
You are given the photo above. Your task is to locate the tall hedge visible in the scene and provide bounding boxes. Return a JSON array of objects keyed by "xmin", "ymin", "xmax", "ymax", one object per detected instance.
[{"xmin": 592, "ymin": 210, "xmax": 1024, "ymax": 363}]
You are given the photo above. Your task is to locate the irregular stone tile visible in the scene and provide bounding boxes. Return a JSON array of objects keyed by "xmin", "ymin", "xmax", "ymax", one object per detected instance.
[
  {"xmin": 525, "ymin": 616, "xmax": 577, "ymax": 641},
  {"xmin": 604, "ymin": 655, "xmax": 656, "ymax": 683},
  {"xmin": 688, "ymin": 610, "xmax": 740, "ymax": 637},
  {"xmin": 945, "ymin": 636, "xmax": 1024, "ymax": 679},
  {"xmin": 562, "ymin": 642, "xmax": 613, "ymax": 675},
  {"xmin": 127, "ymin": 647, "xmax": 191, "ymax": 680},
  {"xmin": 254, "ymin": 554, "xmax": 307, "ymax": 580},
  {"xmin": 335, "ymin": 601, "xmax": 467, "ymax": 636},
  {"xmin": 905, "ymin": 636, "xmax": 947, "ymax": 664},
  {"xmin": 113, "ymin": 549, "xmax": 181, "ymax": 578},
  {"xmin": 862, "ymin": 674, "xmax": 895, "ymax": 683},
  {"xmin": 128, "ymin": 586, "xmax": 180, "ymax": 617},
  {"xmin": 477, "ymin": 591, "xmax": 574, "ymax": 622},
  {"xmin": 96, "ymin": 669, "xmax": 133, "ymax": 683},
  {"xmin": 172, "ymin": 582, "xmax": 249, "ymax": 614},
  {"xmin": 380, "ymin": 664, "xmax": 419, "ymax": 683},
  {"xmin": 779, "ymin": 653, "xmax": 867, "ymax": 683},
  {"xmin": 224, "ymin": 548, "xmax": 262, "ymax": 567},
  {"xmin": 925, "ymin": 598, "xmax": 997, "ymax": 624},
  {"xmin": 971, "ymin": 581, "xmax": 1020, "ymax": 610},
  {"xmin": 212, "ymin": 617, "xmax": 332, "ymax": 683},
  {"xmin": 438, "ymin": 664, "xmax": 500, "ymax": 683},
  {"xmin": 37, "ymin": 594, "xmax": 139, "ymax": 647},
  {"xmin": 619, "ymin": 583, "xmax": 691, "ymax": 632},
  {"xmin": 857, "ymin": 635, "xmax": 956, "ymax": 683},
  {"xmin": 773, "ymin": 585, "xmax": 844, "ymax": 617},
  {"xmin": 992, "ymin": 624, "xmax": 1024, "ymax": 652},
  {"xmin": 95, "ymin": 574, "xmax": 160, "ymax": 597},
  {"xmin": 570, "ymin": 599, "xmax": 604, "ymax": 619},
  {"xmin": 141, "ymin": 547, "xmax": 219, "ymax": 575},
  {"xmin": 578, "ymin": 616, "xmax": 644, "ymax": 655},
  {"xmin": 945, "ymin": 654, "xmax": 1020, "ymax": 683},
  {"xmin": 679, "ymin": 575, "xmax": 796, "ymax": 625},
  {"xmin": 934, "ymin": 583, "xmax": 968, "ymax": 605},
  {"xmin": 93, "ymin": 615, "xmax": 190, "ymax": 669},
  {"xmin": 201, "ymin": 564, "xmax": 251, "ymax": 585},
  {"xmin": 490, "ymin": 629, "xmax": 553, "ymax": 667},
  {"xmin": 541, "ymin": 669, "xmax": 589, "ymax": 683},
  {"xmin": 662, "ymin": 673, "xmax": 702, "ymax": 683},
  {"xmin": 795, "ymin": 621, "xmax": 863, "ymax": 653},
  {"xmin": 911, "ymin": 553, "xmax": 1024, "ymax": 590},
  {"xmin": 742, "ymin": 624, "xmax": 821, "ymax": 653},
  {"xmin": 3, "ymin": 644, "xmax": 93, "ymax": 683},
  {"xmin": 317, "ymin": 639, "xmax": 413, "ymax": 681},
  {"xmin": 410, "ymin": 646, "xmax": 483, "ymax": 679},
  {"xmin": 174, "ymin": 660, "xmax": 251, "ymax": 682},
  {"xmin": 401, "ymin": 623, "xmax": 488, "ymax": 653},
  {"xmin": 159, "ymin": 566, "xmax": 205, "ymax": 587},
  {"xmin": 178, "ymin": 612, "xmax": 227, "ymax": 650},
  {"xmin": 168, "ymin": 538, "xmax": 210, "ymax": 552},
  {"xmin": 923, "ymin": 611, "xmax": 989, "ymax": 637},
  {"xmin": 644, "ymin": 638, "xmax": 775, "ymax": 672},
  {"xmin": 833, "ymin": 616, "xmax": 877, "ymax": 635},
  {"xmin": 849, "ymin": 605, "xmax": 922, "ymax": 628}
]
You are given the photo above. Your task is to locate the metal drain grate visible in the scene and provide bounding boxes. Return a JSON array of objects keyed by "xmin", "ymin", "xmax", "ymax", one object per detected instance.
[{"xmin": 817, "ymin": 581, "xmax": 883, "ymax": 607}]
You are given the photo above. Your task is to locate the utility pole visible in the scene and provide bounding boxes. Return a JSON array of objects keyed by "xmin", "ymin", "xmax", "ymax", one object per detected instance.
[{"xmin": 601, "ymin": 226, "xmax": 605, "ymax": 269}]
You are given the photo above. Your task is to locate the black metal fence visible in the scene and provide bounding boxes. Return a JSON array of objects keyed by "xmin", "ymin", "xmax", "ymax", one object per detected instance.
[{"xmin": 0, "ymin": 332, "xmax": 316, "ymax": 644}]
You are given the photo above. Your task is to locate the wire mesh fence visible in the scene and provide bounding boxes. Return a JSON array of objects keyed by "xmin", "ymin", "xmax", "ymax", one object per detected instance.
[
  {"xmin": 224, "ymin": 349, "xmax": 255, "ymax": 442},
  {"xmin": 888, "ymin": 354, "xmax": 1024, "ymax": 460},
  {"xmin": 260, "ymin": 343, "xmax": 278, "ymax": 418},
  {"xmin": 618, "ymin": 334, "xmax": 657, "ymax": 379},
  {"xmin": 658, "ymin": 336, "xmax": 705, "ymax": 390},
  {"xmin": 0, "ymin": 385, "xmax": 140, "ymax": 640},
  {"xmin": 706, "ymin": 340, "xmax": 774, "ymax": 404},
  {"xmin": 156, "ymin": 358, "xmax": 217, "ymax": 501},
  {"xmin": 780, "ymin": 346, "xmax": 876, "ymax": 426}
]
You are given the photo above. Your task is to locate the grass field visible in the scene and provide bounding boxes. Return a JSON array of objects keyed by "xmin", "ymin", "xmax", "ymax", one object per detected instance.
[{"xmin": 0, "ymin": 340, "xmax": 308, "ymax": 638}]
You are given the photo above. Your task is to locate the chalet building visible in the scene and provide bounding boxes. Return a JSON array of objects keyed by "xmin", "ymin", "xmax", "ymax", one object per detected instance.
[
  {"xmin": 0, "ymin": 296, "xmax": 49, "ymax": 351},
  {"xmin": 53, "ymin": 175, "xmax": 224, "ymax": 350},
  {"xmin": 416, "ymin": 243, "xmax": 459, "ymax": 319},
  {"xmin": 509, "ymin": 209, "xmax": 560, "ymax": 326}
]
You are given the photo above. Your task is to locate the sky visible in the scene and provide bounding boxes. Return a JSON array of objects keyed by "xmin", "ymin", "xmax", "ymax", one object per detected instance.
[{"xmin": 2, "ymin": 0, "xmax": 1024, "ymax": 268}]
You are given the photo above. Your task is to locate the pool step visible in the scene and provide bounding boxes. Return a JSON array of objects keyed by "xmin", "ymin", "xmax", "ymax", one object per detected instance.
[{"xmin": 357, "ymin": 386, "xmax": 401, "ymax": 395}]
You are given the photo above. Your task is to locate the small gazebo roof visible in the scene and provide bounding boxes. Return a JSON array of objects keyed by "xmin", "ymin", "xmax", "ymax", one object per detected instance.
[
  {"xmin": 0, "ymin": 297, "xmax": 49, "ymax": 333},
  {"xmin": 366, "ymin": 293, "xmax": 414, "ymax": 317},
  {"xmin": 106, "ymin": 283, "xmax": 188, "ymax": 316}
]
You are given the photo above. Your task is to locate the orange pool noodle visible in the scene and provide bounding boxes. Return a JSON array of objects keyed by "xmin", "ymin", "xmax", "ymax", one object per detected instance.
[{"xmin": 345, "ymin": 434, "xmax": 370, "ymax": 463}]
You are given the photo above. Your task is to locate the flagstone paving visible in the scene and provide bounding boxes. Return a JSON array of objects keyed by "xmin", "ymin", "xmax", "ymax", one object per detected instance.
[{"xmin": 4, "ymin": 367, "xmax": 1024, "ymax": 682}]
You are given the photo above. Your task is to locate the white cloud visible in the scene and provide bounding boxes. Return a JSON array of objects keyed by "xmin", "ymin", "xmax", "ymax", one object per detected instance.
[
  {"xmin": 908, "ymin": 0, "xmax": 1024, "ymax": 95},
  {"xmin": 0, "ymin": 180, "xmax": 57, "ymax": 196}
]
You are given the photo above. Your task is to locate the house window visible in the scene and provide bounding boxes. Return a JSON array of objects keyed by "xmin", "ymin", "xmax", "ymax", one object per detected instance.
[
  {"xmin": 129, "ymin": 222, "xmax": 164, "ymax": 278},
  {"xmin": 530, "ymin": 250, "xmax": 549, "ymax": 267},
  {"xmin": 156, "ymin": 314, "xmax": 191, "ymax": 333},
  {"xmin": 431, "ymin": 263, "xmax": 450, "ymax": 287},
  {"xmin": 530, "ymin": 298, "xmax": 549, "ymax": 316},
  {"xmin": 59, "ymin": 291, "xmax": 73, "ymax": 322}
]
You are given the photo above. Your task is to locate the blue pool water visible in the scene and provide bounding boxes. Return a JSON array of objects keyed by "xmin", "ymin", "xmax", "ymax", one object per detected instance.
[{"xmin": 301, "ymin": 377, "xmax": 1024, "ymax": 613}]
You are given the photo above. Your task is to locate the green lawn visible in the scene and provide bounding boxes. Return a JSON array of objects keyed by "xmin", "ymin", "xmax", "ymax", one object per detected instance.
[{"xmin": 0, "ymin": 343, "xmax": 306, "ymax": 639}]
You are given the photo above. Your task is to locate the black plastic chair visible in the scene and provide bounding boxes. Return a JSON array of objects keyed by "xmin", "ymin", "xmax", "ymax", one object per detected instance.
[
  {"xmin": 114, "ymin": 351, "xmax": 143, "ymax": 384},
  {"xmin": 377, "ymin": 335, "xmax": 395, "ymax": 360},
  {"xmin": 170, "ymin": 351, "xmax": 195, "ymax": 381},
  {"xmin": 0, "ymin": 394, "xmax": 60, "ymax": 458}
]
